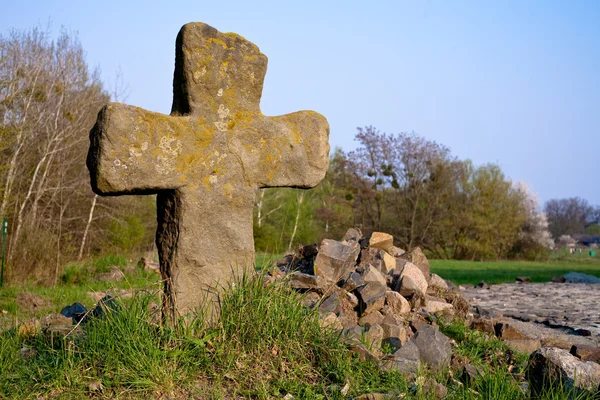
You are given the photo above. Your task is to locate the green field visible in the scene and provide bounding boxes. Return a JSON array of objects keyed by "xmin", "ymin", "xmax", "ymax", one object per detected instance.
[
  {"xmin": 430, "ymin": 258, "xmax": 600, "ymax": 285},
  {"xmin": 259, "ymin": 251, "xmax": 600, "ymax": 286}
]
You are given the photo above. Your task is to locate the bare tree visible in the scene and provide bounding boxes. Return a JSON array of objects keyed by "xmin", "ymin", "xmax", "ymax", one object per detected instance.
[{"xmin": 0, "ymin": 26, "xmax": 109, "ymax": 280}]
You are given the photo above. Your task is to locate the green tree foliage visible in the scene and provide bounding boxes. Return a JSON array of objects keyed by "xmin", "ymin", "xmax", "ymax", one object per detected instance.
[
  {"xmin": 253, "ymin": 149, "xmax": 353, "ymax": 253},
  {"xmin": 253, "ymin": 126, "xmax": 541, "ymax": 261},
  {"xmin": 585, "ymin": 223, "xmax": 600, "ymax": 235},
  {"xmin": 341, "ymin": 128, "xmax": 531, "ymax": 260}
]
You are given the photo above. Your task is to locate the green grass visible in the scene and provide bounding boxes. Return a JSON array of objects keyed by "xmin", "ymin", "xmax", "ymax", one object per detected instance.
[
  {"xmin": 1, "ymin": 253, "xmax": 600, "ymax": 398},
  {"xmin": 0, "ymin": 254, "xmax": 160, "ymax": 330},
  {"xmin": 430, "ymin": 258, "xmax": 600, "ymax": 285},
  {"xmin": 0, "ymin": 269, "xmax": 406, "ymax": 399}
]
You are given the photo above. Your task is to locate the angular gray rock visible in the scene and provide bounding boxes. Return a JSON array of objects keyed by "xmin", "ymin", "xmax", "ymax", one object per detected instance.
[
  {"xmin": 288, "ymin": 272, "xmax": 325, "ymax": 290},
  {"xmin": 398, "ymin": 262, "xmax": 428, "ymax": 298},
  {"xmin": 429, "ymin": 273, "xmax": 449, "ymax": 290},
  {"xmin": 341, "ymin": 227, "xmax": 362, "ymax": 245},
  {"xmin": 400, "ymin": 247, "xmax": 431, "ymax": 283},
  {"xmin": 314, "ymin": 239, "xmax": 360, "ymax": 283},
  {"xmin": 380, "ymin": 340, "xmax": 421, "ymax": 375},
  {"xmin": 382, "ymin": 290, "xmax": 411, "ymax": 317},
  {"xmin": 359, "ymin": 247, "xmax": 386, "ymax": 273},
  {"xmin": 412, "ymin": 325, "xmax": 452, "ymax": 370},
  {"xmin": 319, "ymin": 291, "xmax": 341, "ymax": 313},
  {"xmin": 358, "ymin": 310, "xmax": 384, "ymax": 328},
  {"xmin": 364, "ymin": 323, "xmax": 384, "ymax": 352},
  {"xmin": 341, "ymin": 271, "xmax": 365, "ymax": 292},
  {"xmin": 381, "ymin": 321, "xmax": 408, "ymax": 351},
  {"xmin": 87, "ymin": 22, "xmax": 330, "ymax": 323},
  {"xmin": 527, "ymin": 347, "xmax": 600, "ymax": 395},
  {"xmin": 356, "ymin": 282, "xmax": 387, "ymax": 316},
  {"xmin": 422, "ymin": 297, "xmax": 453, "ymax": 315},
  {"xmin": 360, "ymin": 264, "xmax": 387, "ymax": 286}
]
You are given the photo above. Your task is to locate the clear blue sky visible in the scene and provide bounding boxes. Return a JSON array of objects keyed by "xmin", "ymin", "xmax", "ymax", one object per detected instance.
[{"xmin": 2, "ymin": 0, "xmax": 599, "ymax": 206}]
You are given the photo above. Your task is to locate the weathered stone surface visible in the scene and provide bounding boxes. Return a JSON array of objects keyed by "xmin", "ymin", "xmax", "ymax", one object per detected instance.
[
  {"xmin": 342, "ymin": 325, "xmax": 363, "ymax": 346},
  {"xmin": 341, "ymin": 271, "xmax": 365, "ymax": 292},
  {"xmin": 87, "ymin": 22, "xmax": 330, "ymax": 322},
  {"xmin": 318, "ymin": 312, "xmax": 342, "ymax": 331},
  {"xmin": 299, "ymin": 291, "xmax": 320, "ymax": 308},
  {"xmin": 341, "ymin": 227, "xmax": 362, "ymax": 245},
  {"xmin": 470, "ymin": 317, "xmax": 495, "ymax": 335},
  {"xmin": 398, "ymin": 262, "xmax": 428, "ymax": 298},
  {"xmin": 381, "ymin": 322, "xmax": 408, "ymax": 351},
  {"xmin": 463, "ymin": 282, "xmax": 600, "ymax": 340},
  {"xmin": 570, "ymin": 345, "xmax": 600, "ymax": 362},
  {"xmin": 382, "ymin": 291, "xmax": 411, "ymax": 317},
  {"xmin": 369, "ymin": 232, "xmax": 394, "ymax": 254},
  {"xmin": 345, "ymin": 291, "xmax": 359, "ymax": 308},
  {"xmin": 360, "ymin": 264, "xmax": 387, "ymax": 286},
  {"xmin": 504, "ymin": 339, "xmax": 541, "ymax": 354},
  {"xmin": 527, "ymin": 347, "xmax": 600, "ymax": 394},
  {"xmin": 399, "ymin": 247, "xmax": 430, "ymax": 283},
  {"xmin": 495, "ymin": 322, "xmax": 531, "ymax": 341},
  {"xmin": 390, "ymin": 246, "xmax": 405, "ymax": 257},
  {"xmin": 422, "ymin": 298, "xmax": 453, "ymax": 315},
  {"xmin": 288, "ymin": 272, "xmax": 324, "ymax": 290},
  {"xmin": 349, "ymin": 342, "xmax": 378, "ymax": 361},
  {"xmin": 41, "ymin": 314, "xmax": 75, "ymax": 336},
  {"xmin": 409, "ymin": 314, "xmax": 432, "ymax": 333},
  {"xmin": 358, "ymin": 310, "xmax": 384, "ymax": 328},
  {"xmin": 387, "ymin": 261, "xmax": 406, "ymax": 289},
  {"xmin": 356, "ymin": 282, "xmax": 387, "ymax": 316},
  {"xmin": 541, "ymin": 337, "xmax": 574, "ymax": 350},
  {"xmin": 314, "ymin": 239, "xmax": 360, "ymax": 283},
  {"xmin": 338, "ymin": 291, "xmax": 360, "ymax": 329},
  {"xmin": 381, "ymin": 340, "xmax": 421, "ymax": 375},
  {"xmin": 319, "ymin": 292, "xmax": 341, "ymax": 313},
  {"xmin": 364, "ymin": 323, "xmax": 384, "ymax": 352},
  {"xmin": 381, "ymin": 252, "xmax": 396, "ymax": 273},
  {"xmin": 423, "ymin": 379, "xmax": 447, "ymax": 399},
  {"xmin": 359, "ymin": 248, "xmax": 386, "ymax": 273},
  {"xmin": 412, "ymin": 325, "xmax": 452, "ymax": 370},
  {"xmin": 429, "ymin": 273, "xmax": 449, "ymax": 290}
]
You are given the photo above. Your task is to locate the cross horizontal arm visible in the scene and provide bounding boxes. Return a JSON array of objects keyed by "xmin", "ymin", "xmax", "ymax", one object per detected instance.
[
  {"xmin": 87, "ymin": 103, "xmax": 215, "ymax": 195},
  {"xmin": 230, "ymin": 110, "xmax": 330, "ymax": 189}
]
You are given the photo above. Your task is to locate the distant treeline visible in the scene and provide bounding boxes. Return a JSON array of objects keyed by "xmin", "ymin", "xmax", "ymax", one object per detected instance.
[
  {"xmin": 254, "ymin": 128, "xmax": 599, "ymax": 259},
  {"xmin": 1, "ymin": 27, "xmax": 598, "ymax": 284}
]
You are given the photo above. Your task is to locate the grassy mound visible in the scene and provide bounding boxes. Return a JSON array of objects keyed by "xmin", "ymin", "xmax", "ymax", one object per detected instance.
[{"xmin": 1, "ymin": 264, "xmax": 598, "ymax": 399}]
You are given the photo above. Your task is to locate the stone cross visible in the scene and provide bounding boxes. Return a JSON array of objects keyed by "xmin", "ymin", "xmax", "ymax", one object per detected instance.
[{"xmin": 87, "ymin": 22, "xmax": 330, "ymax": 323}]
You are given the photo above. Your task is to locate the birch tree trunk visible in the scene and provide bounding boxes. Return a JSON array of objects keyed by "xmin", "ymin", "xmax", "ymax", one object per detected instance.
[{"xmin": 78, "ymin": 194, "xmax": 98, "ymax": 261}]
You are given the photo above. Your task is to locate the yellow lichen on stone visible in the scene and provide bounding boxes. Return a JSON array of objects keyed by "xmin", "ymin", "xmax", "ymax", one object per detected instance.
[
  {"xmin": 201, "ymin": 175, "xmax": 212, "ymax": 189},
  {"xmin": 207, "ymin": 37, "xmax": 230, "ymax": 50}
]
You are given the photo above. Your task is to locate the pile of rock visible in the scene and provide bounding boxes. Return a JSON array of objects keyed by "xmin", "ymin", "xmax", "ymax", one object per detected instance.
[{"xmin": 269, "ymin": 228, "xmax": 469, "ymax": 375}]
